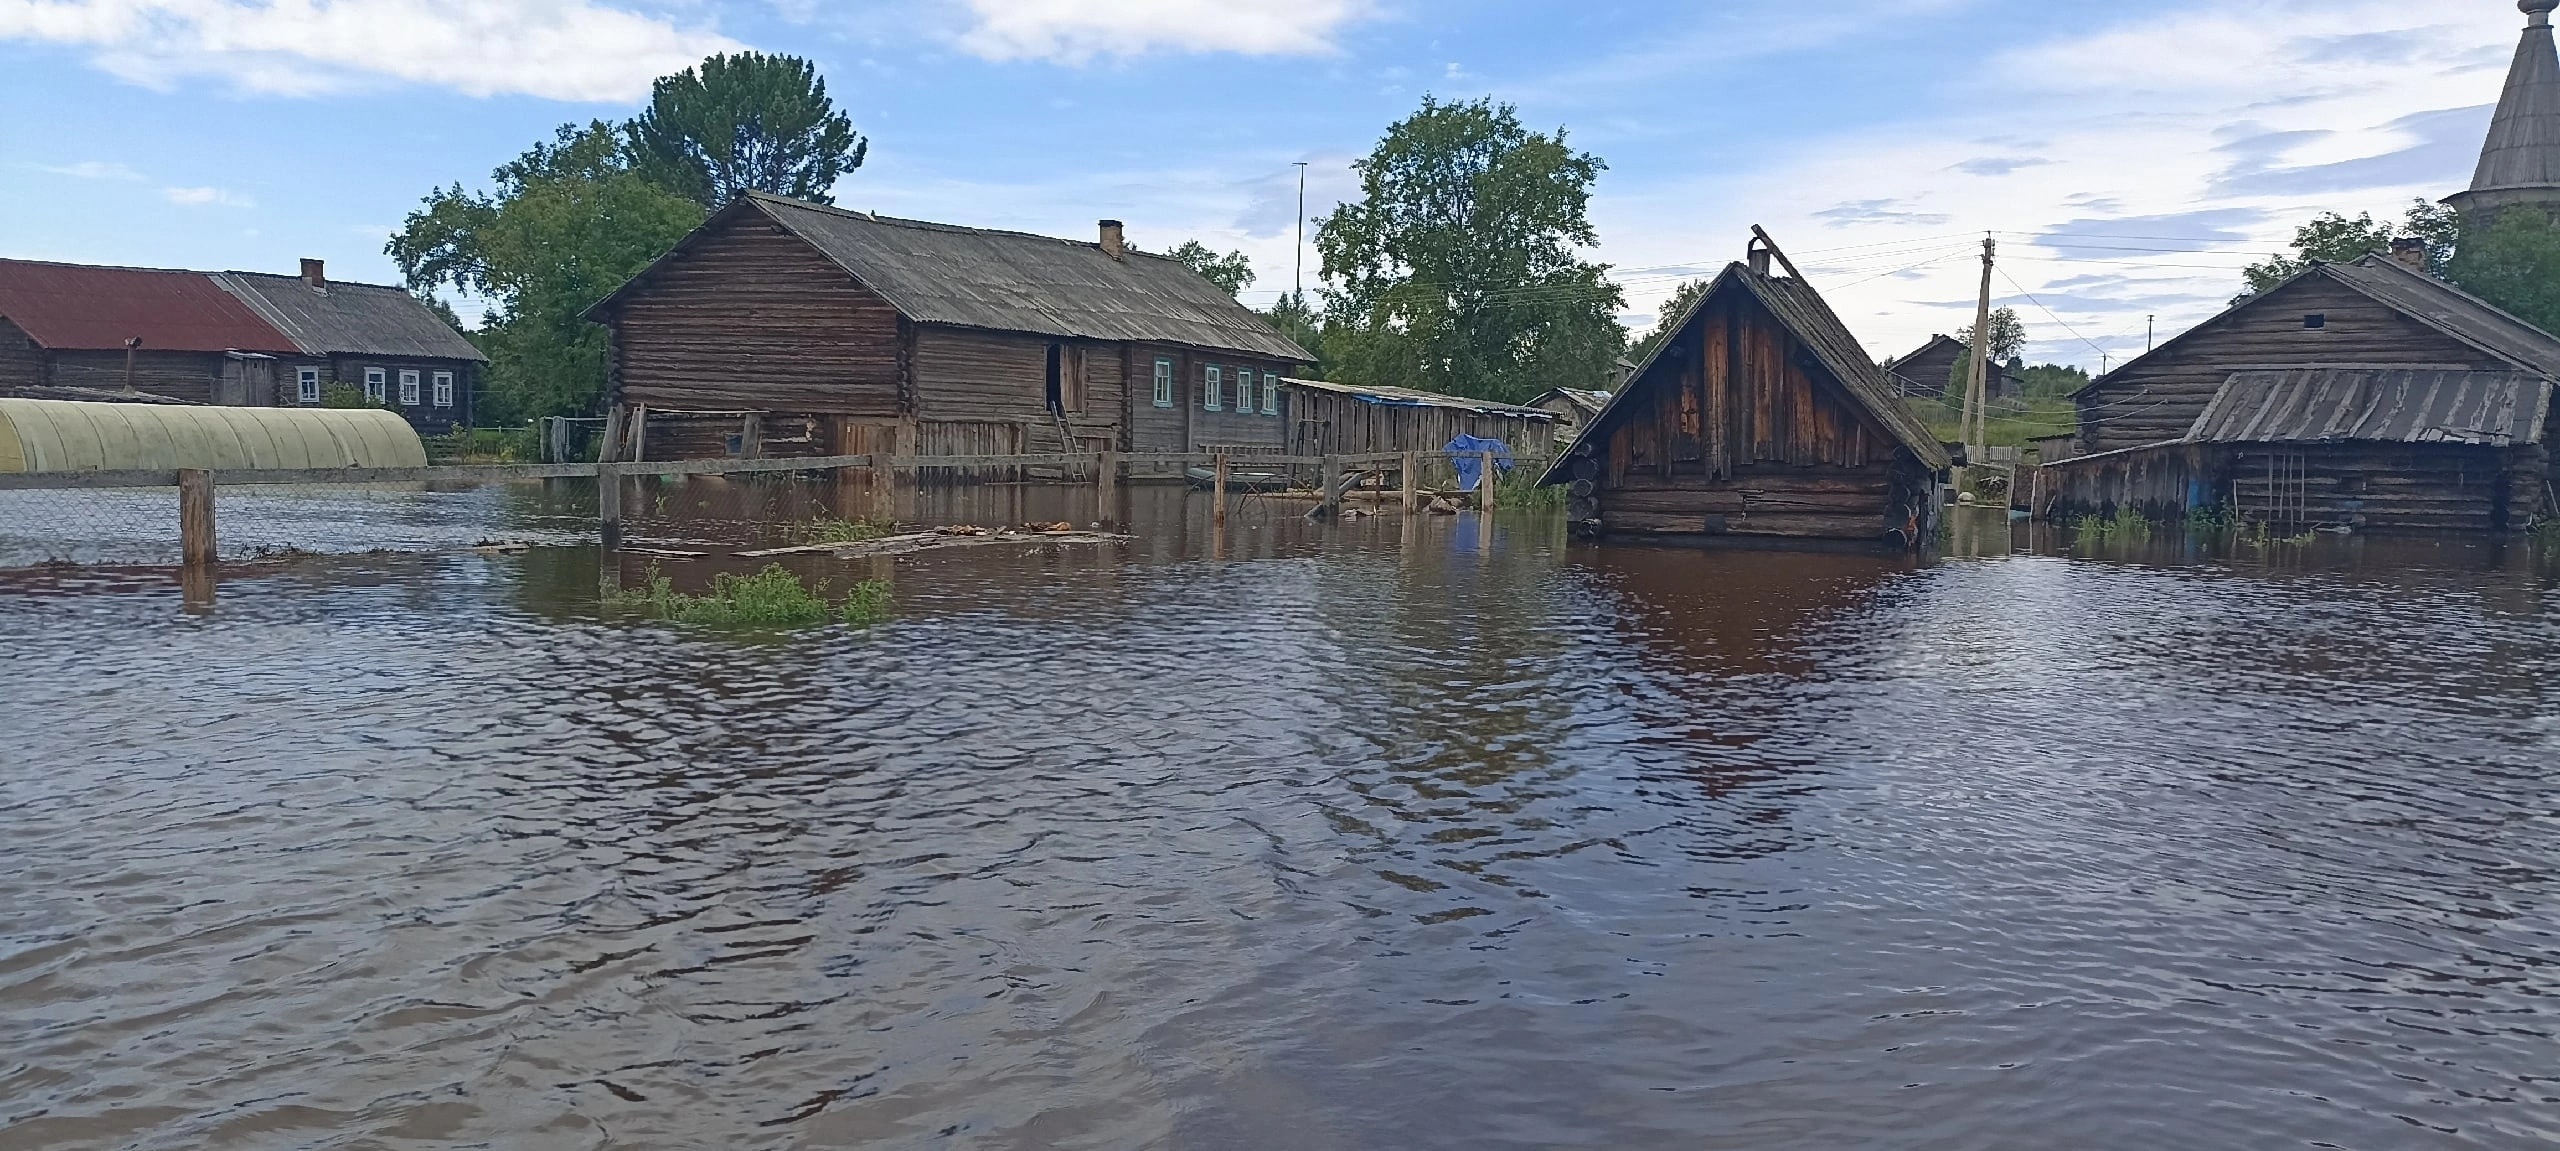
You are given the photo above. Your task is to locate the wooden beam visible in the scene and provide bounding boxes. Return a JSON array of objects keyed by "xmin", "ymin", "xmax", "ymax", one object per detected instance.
[
  {"xmin": 178, "ymin": 468, "xmax": 214, "ymax": 568},
  {"xmin": 1401, "ymin": 449, "xmax": 1419, "ymax": 515}
]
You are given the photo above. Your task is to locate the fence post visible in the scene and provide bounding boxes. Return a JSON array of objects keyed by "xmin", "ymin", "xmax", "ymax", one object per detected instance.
[
  {"xmin": 597, "ymin": 463, "xmax": 622, "ymax": 550},
  {"xmin": 1097, "ymin": 449, "xmax": 1119, "ymax": 524},
  {"xmin": 1480, "ymin": 449, "xmax": 1498, "ymax": 512},
  {"xmin": 1401, "ymin": 450, "xmax": 1419, "ymax": 515},
  {"xmin": 178, "ymin": 468, "xmax": 215, "ymax": 568},
  {"xmin": 1321, "ymin": 455, "xmax": 1342, "ymax": 519},
  {"xmin": 1213, "ymin": 453, "xmax": 1230, "ymax": 529}
]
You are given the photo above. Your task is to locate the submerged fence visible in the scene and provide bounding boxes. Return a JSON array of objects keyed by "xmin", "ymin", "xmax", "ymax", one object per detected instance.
[{"xmin": 0, "ymin": 450, "xmax": 1547, "ymax": 570}]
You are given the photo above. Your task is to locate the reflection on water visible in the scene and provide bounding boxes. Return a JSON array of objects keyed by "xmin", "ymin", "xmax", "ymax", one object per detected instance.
[{"xmin": 3, "ymin": 491, "xmax": 2558, "ymax": 1149}]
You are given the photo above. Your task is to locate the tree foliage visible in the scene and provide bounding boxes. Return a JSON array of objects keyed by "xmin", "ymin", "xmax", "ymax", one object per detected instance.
[
  {"xmin": 625, "ymin": 51, "xmax": 866, "ymax": 208},
  {"xmin": 1631, "ymin": 278, "xmax": 1711, "ymax": 365},
  {"xmin": 1163, "ymin": 240, "xmax": 1255, "ymax": 297},
  {"xmin": 1956, "ymin": 306, "xmax": 2028, "ymax": 363},
  {"xmin": 389, "ymin": 121, "xmax": 706, "ymax": 422},
  {"xmin": 2448, "ymin": 210, "xmax": 2560, "ymax": 336},
  {"xmin": 2240, "ymin": 199, "xmax": 2460, "ymax": 300},
  {"xmin": 1262, "ymin": 292, "xmax": 1324, "ymax": 372},
  {"xmin": 1315, "ymin": 96, "xmax": 1626, "ymax": 403}
]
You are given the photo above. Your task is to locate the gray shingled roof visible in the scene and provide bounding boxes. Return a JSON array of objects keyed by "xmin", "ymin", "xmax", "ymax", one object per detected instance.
[
  {"xmin": 1543, "ymin": 261, "xmax": 1950, "ymax": 484},
  {"xmin": 1284, "ymin": 377, "xmax": 1557, "ymax": 420},
  {"xmin": 216, "ymin": 272, "xmax": 485, "ymax": 362},
  {"xmin": 2188, "ymin": 368, "xmax": 2554, "ymax": 447},
  {"xmin": 722, "ymin": 192, "xmax": 1310, "ymax": 362},
  {"xmin": 2469, "ymin": 3, "xmax": 2560, "ymax": 194}
]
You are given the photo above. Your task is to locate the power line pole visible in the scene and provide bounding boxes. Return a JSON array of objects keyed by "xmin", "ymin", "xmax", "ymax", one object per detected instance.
[
  {"xmin": 2147, "ymin": 314, "xmax": 2155, "ymax": 352},
  {"xmin": 1293, "ymin": 161, "xmax": 1310, "ymax": 304},
  {"xmin": 1964, "ymin": 236, "xmax": 1997, "ymax": 460}
]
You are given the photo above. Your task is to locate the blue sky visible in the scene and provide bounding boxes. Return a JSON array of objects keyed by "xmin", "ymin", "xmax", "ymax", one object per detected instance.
[{"xmin": 0, "ymin": 0, "xmax": 2525, "ymax": 371}]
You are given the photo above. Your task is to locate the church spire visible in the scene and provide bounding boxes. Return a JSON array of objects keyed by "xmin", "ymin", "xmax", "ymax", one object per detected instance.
[{"xmin": 2449, "ymin": 1, "xmax": 2560, "ymax": 227}]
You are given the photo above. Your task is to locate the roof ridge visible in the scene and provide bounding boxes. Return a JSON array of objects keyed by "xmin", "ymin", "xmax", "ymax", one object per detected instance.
[
  {"xmin": 749, "ymin": 190, "xmax": 1169, "ymax": 259},
  {"xmin": 0, "ymin": 255, "xmax": 212, "ymax": 277}
]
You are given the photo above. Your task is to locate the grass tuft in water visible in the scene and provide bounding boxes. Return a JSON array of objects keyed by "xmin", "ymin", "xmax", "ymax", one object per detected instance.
[
  {"xmin": 606, "ymin": 564, "xmax": 893, "ymax": 628},
  {"xmin": 792, "ymin": 517, "xmax": 896, "ymax": 544},
  {"xmin": 2074, "ymin": 506, "xmax": 2153, "ymax": 544},
  {"xmin": 2531, "ymin": 518, "xmax": 2560, "ymax": 556}
]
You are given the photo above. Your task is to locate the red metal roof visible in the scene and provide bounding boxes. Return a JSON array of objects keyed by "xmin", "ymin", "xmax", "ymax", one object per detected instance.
[{"xmin": 0, "ymin": 258, "xmax": 299, "ymax": 354}]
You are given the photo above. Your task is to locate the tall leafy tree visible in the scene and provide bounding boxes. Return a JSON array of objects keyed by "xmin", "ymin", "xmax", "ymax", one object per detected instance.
[
  {"xmin": 389, "ymin": 121, "xmax": 705, "ymax": 422},
  {"xmin": 1316, "ymin": 96, "xmax": 1626, "ymax": 403},
  {"xmin": 1162, "ymin": 240, "xmax": 1256, "ymax": 297},
  {"xmin": 625, "ymin": 51, "xmax": 867, "ymax": 208},
  {"xmin": 1944, "ymin": 307, "xmax": 2028, "ymax": 397},
  {"xmin": 1263, "ymin": 292, "xmax": 1324, "ymax": 372},
  {"xmin": 2240, "ymin": 199, "xmax": 2460, "ymax": 300},
  {"xmin": 1631, "ymin": 278, "xmax": 1711, "ymax": 364},
  {"xmin": 2449, "ymin": 211, "xmax": 2560, "ymax": 336}
]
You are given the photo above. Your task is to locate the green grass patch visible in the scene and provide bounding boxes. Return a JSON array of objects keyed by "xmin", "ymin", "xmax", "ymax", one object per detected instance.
[
  {"xmin": 2073, "ymin": 506, "xmax": 2153, "ymax": 544},
  {"xmin": 425, "ymin": 425, "xmax": 536, "ymax": 464},
  {"xmin": 790, "ymin": 517, "xmax": 896, "ymax": 544},
  {"xmin": 606, "ymin": 563, "xmax": 894, "ymax": 628},
  {"xmin": 2531, "ymin": 518, "xmax": 2560, "ymax": 555},
  {"xmin": 1926, "ymin": 393, "xmax": 2081, "ymax": 450}
]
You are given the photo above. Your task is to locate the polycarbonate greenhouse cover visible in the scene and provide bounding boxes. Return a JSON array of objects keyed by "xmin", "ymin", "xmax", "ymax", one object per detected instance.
[{"xmin": 0, "ymin": 399, "xmax": 428, "ymax": 473}]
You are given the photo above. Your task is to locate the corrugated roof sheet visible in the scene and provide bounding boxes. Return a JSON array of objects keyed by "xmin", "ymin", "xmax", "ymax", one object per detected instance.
[
  {"xmin": 1283, "ymin": 377, "xmax": 1557, "ymax": 420},
  {"xmin": 2187, "ymin": 368, "xmax": 2555, "ymax": 447},
  {"xmin": 215, "ymin": 273, "xmax": 485, "ymax": 362},
  {"xmin": 2469, "ymin": 11, "xmax": 2560, "ymax": 194},
  {"xmin": 740, "ymin": 193, "xmax": 1311, "ymax": 362},
  {"xmin": 0, "ymin": 258, "xmax": 298, "ymax": 354}
]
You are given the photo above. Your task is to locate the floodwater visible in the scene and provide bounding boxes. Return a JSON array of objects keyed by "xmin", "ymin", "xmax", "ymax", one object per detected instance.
[{"xmin": 4, "ymin": 488, "xmax": 2559, "ymax": 1149}]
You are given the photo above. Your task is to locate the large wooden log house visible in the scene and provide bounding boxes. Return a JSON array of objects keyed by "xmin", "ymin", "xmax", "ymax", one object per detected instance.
[
  {"xmin": 1543, "ymin": 235, "xmax": 1951, "ymax": 549},
  {"xmin": 584, "ymin": 192, "xmax": 1312, "ymax": 463}
]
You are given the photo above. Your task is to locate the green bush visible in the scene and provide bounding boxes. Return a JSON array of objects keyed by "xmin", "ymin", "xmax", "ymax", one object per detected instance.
[
  {"xmin": 606, "ymin": 563, "xmax": 893, "ymax": 628},
  {"xmin": 790, "ymin": 517, "xmax": 895, "ymax": 544},
  {"xmin": 424, "ymin": 424, "xmax": 536, "ymax": 463}
]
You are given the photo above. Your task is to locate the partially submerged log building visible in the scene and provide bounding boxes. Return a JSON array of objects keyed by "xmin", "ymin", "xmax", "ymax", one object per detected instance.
[
  {"xmin": 2046, "ymin": 251, "xmax": 2560, "ymax": 532},
  {"xmin": 585, "ymin": 192, "xmax": 1312, "ymax": 463},
  {"xmin": 1544, "ymin": 237, "xmax": 1951, "ymax": 549},
  {"xmin": 1283, "ymin": 378, "xmax": 1559, "ymax": 460}
]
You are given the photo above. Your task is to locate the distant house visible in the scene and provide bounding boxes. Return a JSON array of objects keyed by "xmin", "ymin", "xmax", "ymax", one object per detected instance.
[
  {"xmin": 1530, "ymin": 387, "xmax": 1611, "ymax": 442},
  {"xmin": 0, "ymin": 257, "xmax": 483, "ymax": 433},
  {"xmin": 1884, "ymin": 334, "xmax": 2023, "ymax": 401},
  {"xmin": 2044, "ymin": 250, "xmax": 2560, "ymax": 532},
  {"xmin": 584, "ymin": 192, "xmax": 1312, "ymax": 462},
  {"xmin": 1545, "ymin": 237, "xmax": 1950, "ymax": 549},
  {"xmin": 1283, "ymin": 378, "xmax": 1559, "ymax": 460}
]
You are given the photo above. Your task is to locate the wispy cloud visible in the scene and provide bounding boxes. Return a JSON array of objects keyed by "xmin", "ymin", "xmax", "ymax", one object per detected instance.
[
  {"xmin": 953, "ymin": 0, "xmax": 1370, "ymax": 64},
  {"xmin": 0, "ymin": 0, "xmax": 741, "ymax": 100},
  {"xmin": 162, "ymin": 185, "xmax": 252, "ymax": 207},
  {"xmin": 34, "ymin": 159, "xmax": 143, "ymax": 181}
]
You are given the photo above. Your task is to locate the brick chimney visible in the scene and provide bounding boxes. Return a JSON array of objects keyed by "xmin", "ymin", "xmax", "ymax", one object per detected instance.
[
  {"xmin": 2389, "ymin": 238, "xmax": 2430, "ymax": 274},
  {"xmin": 1098, "ymin": 220, "xmax": 1125, "ymax": 261},
  {"xmin": 300, "ymin": 258, "xmax": 326, "ymax": 289}
]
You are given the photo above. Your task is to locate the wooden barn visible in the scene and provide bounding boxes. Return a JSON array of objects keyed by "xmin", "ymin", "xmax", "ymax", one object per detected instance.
[
  {"xmin": 2041, "ymin": 368, "xmax": 2557, "ymax": 532},
  {"xmin": 584, "ymin": 192, "xmax": 1311, "ymax": 463},
  {"xmin": 1530, "ymin": 387, "xmax": 1612, "ymax": 443},
  {"xmin": 1883, "ymin": 334, "xmax": 1967, "ymax": 400},
  {"xmin": 0, "ymin": 257, "xmax": 482, "ymax": 433},
  {"xmin": 1543, "ymin": 236, "xmax": 1951, "ymax": 549},
  {"xmin": 1283, "ymin": 378, "xmax": 1559, "ymax": 459}
]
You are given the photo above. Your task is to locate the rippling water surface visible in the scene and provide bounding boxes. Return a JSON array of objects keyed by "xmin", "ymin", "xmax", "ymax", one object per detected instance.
[{"xmin": 3, "ymin": 494, "xmax": 2558, "ymax": 1149}]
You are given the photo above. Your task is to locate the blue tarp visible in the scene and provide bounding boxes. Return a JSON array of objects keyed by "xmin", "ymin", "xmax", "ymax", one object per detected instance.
[{"xmin": 1447, "ymin": 434, "xmax": 1514, "ymax": 492}]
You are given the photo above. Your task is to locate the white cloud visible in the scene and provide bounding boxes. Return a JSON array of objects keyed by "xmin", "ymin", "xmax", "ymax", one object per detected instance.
[
  {"xmin": 1578, "ymin": 0, "xmax": 2524, "ymax": 371},
  {"xmin": 0, "ymin": 0, "xmax": 743, "ymax": 101},
  {"xmin": 35, "ymin": 160, "xmax": 144, "ymax": 180},
  {"xmin": 953, "ymin": 0, "xmax": 1368, "ymax": 63},
  {"xmin": 162, "ymin": 185, "xmax": 252, "ymax": 206}
]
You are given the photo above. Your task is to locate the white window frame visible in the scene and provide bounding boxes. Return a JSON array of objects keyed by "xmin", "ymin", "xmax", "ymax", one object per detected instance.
[
  {"xmin": 1261, "ymin": 368, "xmax": 1279, "ymax": 414},
  {"xmin": 1153, "ymin": 358, "xmax": 1175, "ymax": 408},
  {"xmin": 431, "ymin": 370, "xmax": 455, "ymax": 408},
  {"xmin": 363, "ymin": 367, "xmax": 386, "ymax": 403},
  {"xmin": 1236, "ymin": 369, "xmax": 1255, "ymax": 416},
  {"xmin": 296, "ymin": 366, "xmax": 321, "ymax": 405},
  {"xmin": 398, "ymin": 369, "xmax": 421, "ymax": 406},
  {"xmin": 1204, "ymin": 364, "xmax": 1223, "ymax": 412}
]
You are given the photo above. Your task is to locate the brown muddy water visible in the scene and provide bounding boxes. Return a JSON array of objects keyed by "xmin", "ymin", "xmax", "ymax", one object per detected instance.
[{"xmin": 3, "ymin": 488, "xmax": 2559, "ymax": 1149}]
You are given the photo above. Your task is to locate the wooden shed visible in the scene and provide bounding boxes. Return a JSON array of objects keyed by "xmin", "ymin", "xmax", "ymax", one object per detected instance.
[
  {"xmin": 1543, "ymin": 236, "xmax": 1951, "ymax": 549},
  {"xmin": 584, "ymin": 192, "xmax": 1311, "ymax": 464},
  {"xmin": 1282, "ymin": 378, "xmax": 1559, "ymax": 459},
  {"xmin": 1530, "ymin": 387, "xmax": 1611, "ymax": 444},
  {"xmin": 2040, "ymin": 367, "xmax": 2557, "ymax": 532}
]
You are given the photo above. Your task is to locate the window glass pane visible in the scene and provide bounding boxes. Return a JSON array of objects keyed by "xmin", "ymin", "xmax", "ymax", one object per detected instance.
[
  {"xmin": 1154, "ymin": 358, "xmax": 1174, "ymax": 407},
  {"xmin": 1236, "ymin": 369, "xmax": 1253, "ymax": 415},
  {"xmin": 297, "ymin": 368, "xmax": 320, "ymax": 403},
  {"xmin": 1205, "ymin": 365, "xmax": 1222, "ymax": 411},
  {"xmin": 432, "ymin": 372, "xmax": 454, "ymax": 407},
  {"xmin": 1262, "ymin": 370, "xmax": 1279, "ymax": 414},
  {"xmin": 398, "ymin": 370, "xmax": 421, "ymax": 405}
]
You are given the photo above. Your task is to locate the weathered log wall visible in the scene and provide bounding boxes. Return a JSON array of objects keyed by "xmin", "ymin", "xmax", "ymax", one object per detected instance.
[
  {"xmin": 608, "ymin": 216, "xmax": 904, "ymax": 417},
  {"xmin": 1286, "ymin": 389, "xmax": 1554, "ymax": 459},
  {"xmin": 0, "ymin": 318, "xmax": 45, "ymax": 391}
]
